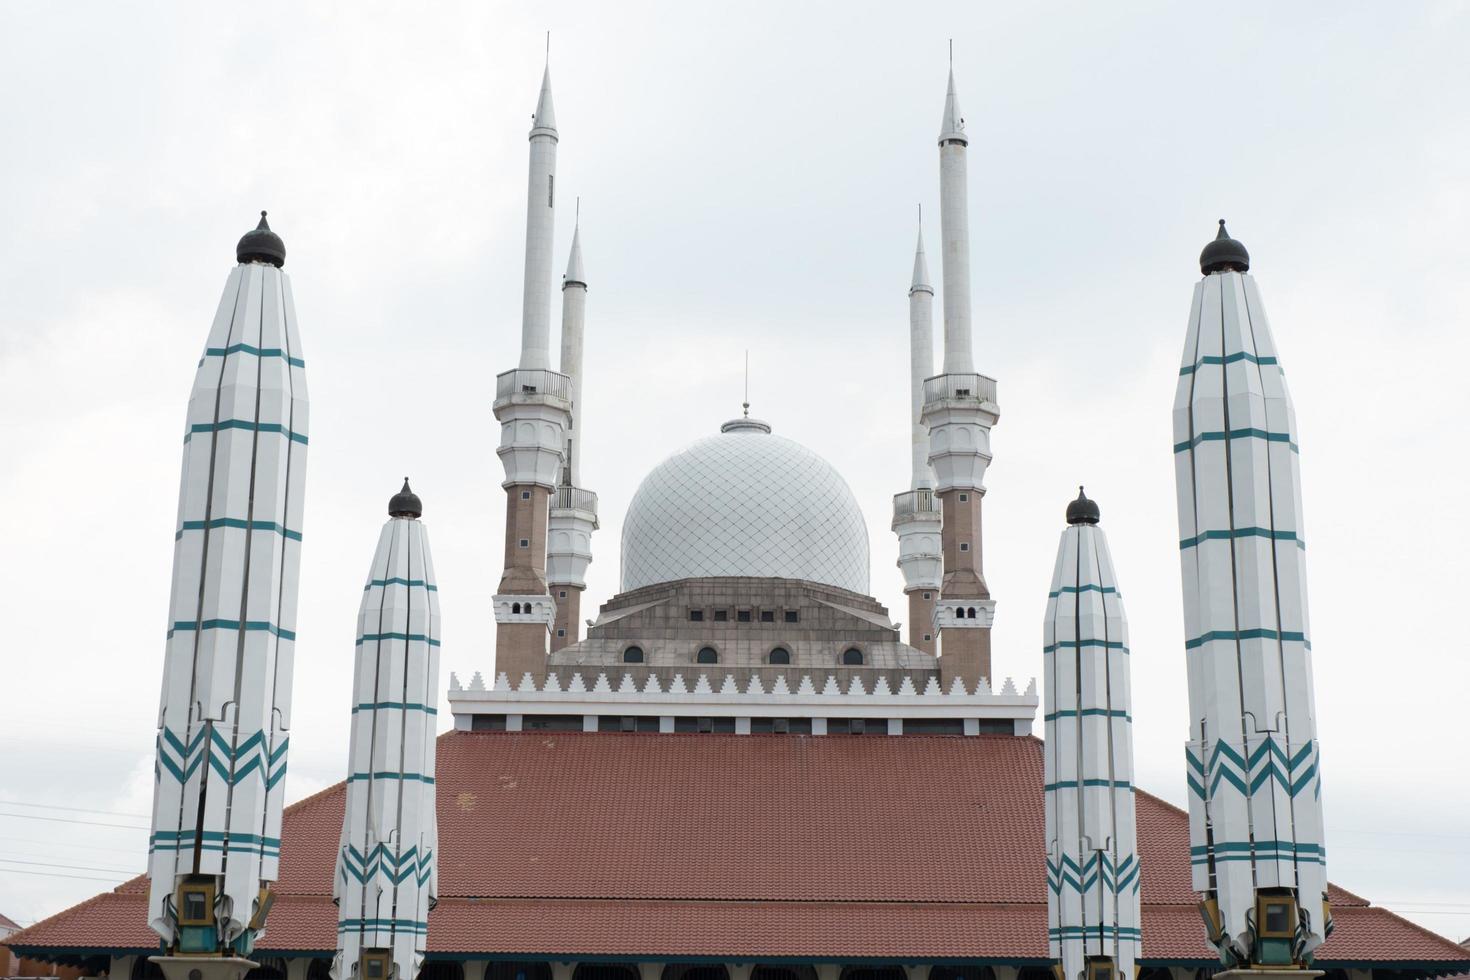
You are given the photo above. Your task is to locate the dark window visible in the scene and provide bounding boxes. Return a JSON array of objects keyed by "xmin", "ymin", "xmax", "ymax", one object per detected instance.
[
  {"xmin": 737, "ymin": 609, "xmax": 751, "ymax": 622},
  {"xmin": 904, "ymin": 717, "xmax": 965, "ymax": 735},
  {"xmin": 967, "ymin": 606, "xmax": 977, "ymax": 618},
  {"xmin": 828, "ymin": 718, "xmax": 880, "ymax": 735},
  {"xmin": 713, "ymin": 609, "xmax": 728, "ymax": 622},
  {"xmin": 1264, "ymin": 900, "xmax": 1291, "ymax": 934},
  {"xmin": 511, "ymin": 602, "xmax": 522, "ymax": 614},
  {"xmin": 689, "ymin": 610, "xmax": 704, "ymax": 622},
  {"xmin": 750, "ymin": 717, "xmax": 810, "ymax": 734},
  {"xmin": 784, "ymin": 610, "xmax": 799, "ymax": 623},
  {"xmin": 696, "ymin": 647, "xmax": 718, "ymax": 664},
  {"xmin": 960, "ymin": 541, "xmax": 970, "ymax": 551},
  {"xmin": 768, "ymin": 647, "xmax": 791, "ymax": 665},
  {"xmin": 674, "ymin": 716, "xmax": 735, "ymax": 733},
  {"xmin": 523, "ymin": 714, "xmax": 583, "ymax": 731},
  {"xmin": 556, "ymin": 628, "xmax": 565, "ymax": 637},
  {"xmin": 959, "ymin": 492, "xmax": 969, "ymax": 502},
  {"xmin": 600, "ymin": 715, "xmax": 659, "ymax": 732},
  {"xmin": 559, "ymin": 590, "xmax": 567, "ymax": 598},
  {"xmin": 976, "ymin": 719, "xmax": 1015, "ymax": 734},
  {"xmin": 923, "ymin": 591, "xmax": 932, "ymax": 600},
  {"xmin": 548, "ymin": 173, "xmax": 555, "ymax": 207},
  {"xmin": 760, "ymin": 610, "xmax": 775, "ymax": 622},
  {"xmin": 470, "ymin": 714, "xmax": 507, "ymax": 731},
  {"xmin": 841, "ymin": 648, "xmax": 863, "ymax": 665},
  {"xmin": 521, "ymin": 490, "xmax": 531, "ymax": 500},
  {"xmin": 519, "ymin": 538, "xmax": 530, "ymax": 548},
  {"xmin": 923, "ymin": 633, "xmax": 932, "ymax": 642},
  {"xmin": 623, "ymin": 646, "xmax": 644, "ymax": 663}
]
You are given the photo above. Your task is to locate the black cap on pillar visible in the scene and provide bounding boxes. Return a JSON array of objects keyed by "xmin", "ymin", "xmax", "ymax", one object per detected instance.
[
  {"xmin": 237, "ymin": 211, "xmax": 287, "ymax": 268},
  {"xmin": 389, "ymin": 478, "xmax": 423, "ymax": 519},
  {"xmin": 1199, "ymin": 219, "xmax": 1249, "ymax": 275},
  {"xmin": 1066, "ymin": 486, "xmax": 1100, "ymax": 526}
]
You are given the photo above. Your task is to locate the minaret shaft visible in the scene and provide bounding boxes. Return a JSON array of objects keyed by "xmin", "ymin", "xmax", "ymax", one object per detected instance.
[
  {"xmin": 519, "ymin": 69, "xmax": 558, "ymax": 371},
  {"xmin": 939, "ymin": 140, "xmax": 973, "ymax": 375},
  {"xmin": 909, "ymin": 234, "xmax": 935, "ymax": 489}
]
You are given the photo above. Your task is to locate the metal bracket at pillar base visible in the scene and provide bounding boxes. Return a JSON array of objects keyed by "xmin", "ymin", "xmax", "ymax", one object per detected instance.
[{"xmin": 150, "ymin": 955, "xmax": 260, "ymax": 980}]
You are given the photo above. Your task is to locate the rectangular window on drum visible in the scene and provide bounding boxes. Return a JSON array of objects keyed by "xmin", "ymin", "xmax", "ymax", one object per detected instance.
[{"xmin": 548, "ymin": 174, "xmax": 555, "ymax": 207}]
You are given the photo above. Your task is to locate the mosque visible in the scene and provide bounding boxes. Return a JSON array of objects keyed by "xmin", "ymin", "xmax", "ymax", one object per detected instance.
[{"xmin": 5, "ymin": 53, "xmax": 1469, "ymax": 980}]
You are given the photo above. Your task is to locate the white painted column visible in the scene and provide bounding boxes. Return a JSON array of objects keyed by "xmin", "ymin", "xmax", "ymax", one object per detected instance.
[
  {"xmin": 559, "ymin": 224, "xmax": 587, "ymax": 486},
  {"xmin": 728, "ymin": 965, "xmax": 754, "ymax": 980},
  {"xmin": 938, "ymin": 69, "xmax": 973, "ymax": 376},
  {"xmin": 463, "ymin": 961, "xmax": 490, "ymax": 980},
  {"xmin": 909, "ymin": 225, "xmax": 935, "ymax": 488},
  {"xmin": 814, "ymin": 965, "xmax": 842, "ymax": 980},
  {"xmin": 636, "ymin": 963, "xmax": 663, "ymax": 980},
  {"xmin": 286, "ymin": 958, "xmax": 311, "ymax": 980},
  {"xmin": 551, "ymin": 962, "xmax": 576, "ymax": 980}
]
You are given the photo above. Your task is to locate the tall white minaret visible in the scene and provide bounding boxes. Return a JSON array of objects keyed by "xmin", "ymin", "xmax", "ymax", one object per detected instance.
[
  {"xmin": 938, "ymin": 61, "xmax": 973, "ymax": 375},
  {"xmin": 491, "ymin": 64, "xmax": 573, "ymax": 680},
  {"xmin": 548, "ymin": 214, "xmax": 598, "ymax": 652},
  {"xmin": 1044, "ymin": 489, "xmax": 1141, "ymax": 980},
  {"xmin": 1173, "ymin": 221, "xmax": 1330, "ymax": 969},
  {"xmin": 892, "ymin": 212, "xmax": 942, "ymax": 655},
  {"xmin": 921, "ymin": 52, "xmax": 1000, "ymax": 691},
  {"xmin": 147, "ymin": 213, "xmax": 308, "ymax": 966},
  {"xmin": 334, "ymin": 481, "xmax": 440, "ymax": 980},
  {"xmin": 519, "ymin": 63, "xmax": 558, "ymax": 371}
]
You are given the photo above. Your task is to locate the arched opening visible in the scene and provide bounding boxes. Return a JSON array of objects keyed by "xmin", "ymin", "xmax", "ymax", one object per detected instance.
[
  {"xmin": 306, "ymin": 960, "xmax": 334, "ymax": 980},
  {"xmin": 511, "ymin": 602, "xmax": 522, "ymax": 614},
  {"xmin": 768, "ymin": 647, "xmax": 791, "ymax": 665},
  {"xmin": 131, "ymin": 960, "xmax": 165, "ymax": 980},
  {"xmin": 840, "ymin": 968, "xmax": 906, "ymax": 980},
  {"xmin": 1017, "ymin": 968, "xmax": 1057, "ymax": 980},
  {"xmin": 967, "ymin": 606, "xmax": 977, "ymax": 618},
  {"xmin": 243, "ymin": 959, "xmax": 287, "ymax": 980},
  {"xmin": 488, "ymin": 964, "xmax": 552, "ymax": 980},
  {"xmin": 933, "ymin": 967, "xmax": 995, "ymax": 980},
  {"xmin": 623, "ymin": 646, "xmax": 645, "ymax": 663},
  {"xmin": 696, "ymin": 646, "xmax": 718, "ymax": 664},
  {"xmin": 665, "ymin": 968, "xmax": 729, "ymax": 980},
  {"xmin": 420, "ymin": 964, "xmax": 463, "ymax": 980},
  {"xmin": 841, "ymin": 647, "xmax": 864, "ymax": 665}
]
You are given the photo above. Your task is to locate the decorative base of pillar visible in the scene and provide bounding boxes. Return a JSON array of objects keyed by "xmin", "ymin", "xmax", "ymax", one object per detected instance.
[{"xmin": 150, "ymin": 955, "xmax": 260, "ymax": 980}]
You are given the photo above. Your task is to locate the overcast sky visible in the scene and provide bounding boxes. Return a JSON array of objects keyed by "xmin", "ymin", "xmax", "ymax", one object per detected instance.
[{"xmin": 2, "ymin": 0, "xmax": 1468, "ymax": 947}]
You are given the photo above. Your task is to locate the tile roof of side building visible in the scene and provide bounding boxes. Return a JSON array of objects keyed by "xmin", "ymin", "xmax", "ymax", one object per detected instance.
[{"xmin": 8, "ymin": 732, "xmax": 1470, "ymax": 972}]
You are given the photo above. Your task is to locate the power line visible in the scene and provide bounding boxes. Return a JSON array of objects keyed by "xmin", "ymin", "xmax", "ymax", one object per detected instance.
[
  {"xmin": 0, "ymin": 867, "xmax": 129, "ymax": 884},
  {"xmin": 0, "ymin": 834, "xmax": 140, "ymax": 855},
  {"xmin": 0, "ymin": 856, "xmax": 142, "ymax": 876},
  {"xmin": 0, "ymin": 811, "xmax": 148, "ymax": 831},
  {"xmin": 0, "ymin": 798, "xmax": 148, "ymax": 820}
]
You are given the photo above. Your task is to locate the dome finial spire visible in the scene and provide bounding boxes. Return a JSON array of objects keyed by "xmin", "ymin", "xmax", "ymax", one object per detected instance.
[
  {"xmin": 1066, "ymin": 485, "xmax": 1100, "ymax": 525},
  {"xmin": 1199, "ymin": 218, "xmax": 1250, "ymax": 275},
  {"xmin": 389, "ymin": 477, "xmax": 423, "ymax": 519},
  {"xmin": 742, "ymin": 350, "xmax": 750, "ymax": 418},
  {"xmin": 236, "ymin": 209, "xmax": 286, "ymax": 267}
]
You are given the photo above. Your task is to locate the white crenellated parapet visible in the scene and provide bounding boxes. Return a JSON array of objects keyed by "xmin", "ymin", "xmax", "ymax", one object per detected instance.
[
  {"xmin": 934, "ymin": 598, "xmax": 996, "ymax": 630},
  {"xmin": 493, "ymin": 369, "xmax": 570, "ymax": 490},
  {"xmin": 547, "ymin": 487, "xmax": 598, "ymax": 588},
  {"xmin": 447, "ymin": 667, "xmax": 1037, "ymax": 734},
  {"xmin": 492, "ymin": 594, "xmax": 556, "ymax": 630}
]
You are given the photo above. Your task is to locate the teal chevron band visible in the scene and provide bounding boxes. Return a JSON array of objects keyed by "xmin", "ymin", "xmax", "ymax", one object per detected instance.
[
  {"xmin": 1178, "ymin": 352, "xmax": 1279, "ymax": 376},
  {"xmin": 336, "ymin": 918, "xmax": 427, "ymax": 935},
  {"xmin": 1185, "ymin": 628, "xmax": 1308, "ymax": 650},
  {"xmin": 364, "ymin": 578, "xmax": 439, "ymax": 591},
  {"xmin": 1047, "ymin": 584, "xmax": 1119, "ymax": 598},
  {"xmin": 184, "ymin": 419, "xmax": 308, "ymax": 445},
  {"xmin": 176, "ymin": 517, "xmax": 303, "ymax": 542},
  {"xmin": 347, "ymin": 771, "xmax": 436, "ymax": 783},
  {"xmin": 1045, "ymin": 708, "xmax": 1131, "ymax": 721},
  {"xmin": 357, "ymin": 632, "xmax": 442, "ymax": 648},
  {"xmin": 352, "ymin": 702, "xmax": 438, "ymax": 715},
  {"xmin": 1174, "ymin": 428, "xmax": 1298, "ymax": 455},
  {"xmin": 339, "ymin": 843, "xmax": 435, "ymax": 886},
  {"xmin": 168, "ymin": 619, "xmax": 296, "ymax": 641},
  {"xmin": 1179, "ymin": 527, "xmax": 1305, "ymax": 551},
  {"xmin": 1044, "ymin": 639, "xmax": 1128, "ymax": 654},
  {"xmin": 201, "ymin": 344, "xmax": 305, "ymax": 368},
  {"xmin": 1047, "ymin": 852, "xmax": 1140, "ymax": 896}
]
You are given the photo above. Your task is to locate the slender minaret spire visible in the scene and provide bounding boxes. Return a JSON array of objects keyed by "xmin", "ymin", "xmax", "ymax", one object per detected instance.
[
  {"xmin": 1173, "ymin": 222, "xmax": 1331, "ymax": 969},
  {"xmin": 491, "ymin": 64, "xmax": 574, "ymax": 680},
  {"xmin": 938, "ymin": 52, "xmax": 973, "ymax": 375},
  {"xmin": 547, "ymin": 209, "xmax": 598, "ymax": 653},
  {"xmin": 334, "ymin": 481, "xmax": 440, "ymax": 980},
  {"xmin": 909, "ymin": 210, "xmax": 935, "ymax": 489},
  {"xmin": 893, "ymin": 209, "xmax": 941, "ymax": 655},
  {"xmin": 519, "ymin": 58, "xmax": 559, "ymax": 371},
  {"xmin": 147, "ymin": 213, "xmax": 308, "ymax": 962},
  {"xmin": 921, "ymin": 51, "xmax": 1000, "ymax": 690},
  {"xmin": 1044, "ymin": 489, "xmax": 1141, "ymax": 980}
]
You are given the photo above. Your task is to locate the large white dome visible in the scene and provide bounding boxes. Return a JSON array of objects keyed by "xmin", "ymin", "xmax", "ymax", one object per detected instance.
[{"xmin": 620, "ymin": 419, "xmax": 871, "ymax": 595}]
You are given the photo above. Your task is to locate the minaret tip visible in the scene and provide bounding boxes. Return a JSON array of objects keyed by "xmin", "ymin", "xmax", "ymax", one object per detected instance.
[
  {"xmin": 939, "ymin": 51, "xmax": 967, "ymax": 146},
  {"xmin": 1199, "ymin": 218, "xmax": 1250, "ymax": 275},
  {"xmin": 236, "ymin": 209, "xmax": 286, "ymax": 268},
  {"xmin": 532, "ymin": 59, "xmax": 557, "ymax": 134},
  {"xmin": 910, "ymin": 213, "xmax": 932, "ymax": 294},
  {"xmin": 563, "ymin": 220, "xmax": 586, "ymax": 288},
  {"xmin": 1066, "ymin": 485, "xmax": 1100, "ymax": 526},
  {"xmin": 389, "ymin": 477, "xmax": 423, "ymax": 519}
]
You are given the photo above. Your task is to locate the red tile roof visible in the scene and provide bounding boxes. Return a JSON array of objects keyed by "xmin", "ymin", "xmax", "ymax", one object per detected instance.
[{"xmin": 8, "ymin": 732, "xmax": 1469, "ymax": 970}]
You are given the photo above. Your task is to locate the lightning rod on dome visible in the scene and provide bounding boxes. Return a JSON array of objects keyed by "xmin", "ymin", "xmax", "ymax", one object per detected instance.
[{"xmin": 743, "ymin": 350, "xmax": 750, "ymax": 418}]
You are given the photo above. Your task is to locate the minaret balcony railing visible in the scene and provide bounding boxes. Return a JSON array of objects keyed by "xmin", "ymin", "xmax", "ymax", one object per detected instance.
[
  {"xmin": 495, "ymin": 367, "xmax": 571, "ymax": 402},
  {"xmin": 552, "ymin": 486, "xmax": 599, "ymax": 513},
  {"xmin": 923, "ymin": 372, "xmax": 998, "ymax": 408},
  {"xmin": 892, "ymin": 489, "xmax": 942, "ymax": 520}
]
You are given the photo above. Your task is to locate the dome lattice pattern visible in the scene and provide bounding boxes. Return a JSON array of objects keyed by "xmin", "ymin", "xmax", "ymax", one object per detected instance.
[{"xmin": 621, "ymin": 425, "xmax": 870, "ymax": 595}]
